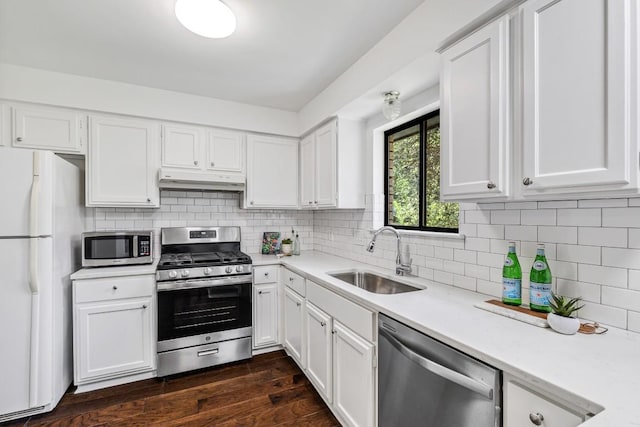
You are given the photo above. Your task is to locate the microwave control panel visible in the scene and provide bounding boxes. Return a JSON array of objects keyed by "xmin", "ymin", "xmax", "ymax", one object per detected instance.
[{"xmin": 138, "ymin": 236, "xmax": 151, "ymax": 257}]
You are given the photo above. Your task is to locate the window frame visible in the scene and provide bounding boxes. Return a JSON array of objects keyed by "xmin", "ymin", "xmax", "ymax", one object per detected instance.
[{"xmin": 383, "ymin": 109, "xmax": 458, "ymax": 233}]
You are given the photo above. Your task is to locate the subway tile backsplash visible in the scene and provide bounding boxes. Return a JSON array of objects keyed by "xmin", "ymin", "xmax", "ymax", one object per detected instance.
[
  {"xmin": 313, "ymin": 195, "xmax": 640, "ymax": 333},
  {"xmin": 91, "ymin": 191, "xmax": 640, "ymax": 333}
]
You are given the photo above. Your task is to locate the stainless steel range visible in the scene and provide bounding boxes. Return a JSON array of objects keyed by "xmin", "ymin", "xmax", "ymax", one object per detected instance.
[{"xmin": 156, "ymin": 226, "xmax": 252, "ymax": 377}]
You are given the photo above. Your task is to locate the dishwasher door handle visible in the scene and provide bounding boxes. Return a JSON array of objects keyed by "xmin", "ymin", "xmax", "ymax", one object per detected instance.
[{"xmin": 380, "ymin": 328, "xmax": 494, "ymax": 400}]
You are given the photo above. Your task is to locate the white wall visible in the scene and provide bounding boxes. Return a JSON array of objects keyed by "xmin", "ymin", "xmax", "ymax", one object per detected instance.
[{"xmin": 0, "ymin": 63, "xmax": 299, "ymax": 136}]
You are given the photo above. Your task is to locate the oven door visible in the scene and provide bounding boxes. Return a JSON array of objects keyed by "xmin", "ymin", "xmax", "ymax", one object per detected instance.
[{"xmin": 157, "ymin": 276, "xmax": 252, "ymax": 346}]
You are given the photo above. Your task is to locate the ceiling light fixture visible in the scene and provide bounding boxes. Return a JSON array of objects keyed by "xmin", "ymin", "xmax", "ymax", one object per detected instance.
[
  {"xmin": 382, "ymin": 91, "xmax": 401, "ymax": 120},
  {"xmin": 175, "ymin": 0, "xmax": 237, "ymax": 39}
]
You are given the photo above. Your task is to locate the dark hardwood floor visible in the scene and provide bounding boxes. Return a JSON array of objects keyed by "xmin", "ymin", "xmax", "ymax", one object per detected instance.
[{"xmin": 3, "ymin": 351, "xmax": 340, "ymax": 427}]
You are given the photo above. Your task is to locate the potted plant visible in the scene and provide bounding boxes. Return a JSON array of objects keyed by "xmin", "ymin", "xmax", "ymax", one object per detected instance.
[
  {"xmin": 547, "ymin": 292, "xmax": 584, "ymax": 335},
  {"xmin": 280, "ymin": 238, "xmax": 293, "ymax": 255}
]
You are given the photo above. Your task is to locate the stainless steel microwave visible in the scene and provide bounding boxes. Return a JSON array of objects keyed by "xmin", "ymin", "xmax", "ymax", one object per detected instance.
[{"xmin": 82, "ymin": 231, "xmax": 153, "ymax": 267}]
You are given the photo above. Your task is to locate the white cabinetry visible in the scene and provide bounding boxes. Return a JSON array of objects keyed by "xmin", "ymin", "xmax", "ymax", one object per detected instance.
[
  {"xmin": 245, "ymin": 134, "xmax": 298, "ymax": 208},
  {"xmin": 300, "ymin": 119, "xmax": 365, "ymax": 209},
  {"xmin": 304, "ymin": 301, "xmax": 333, "ymax": 401},
  {"xmin": 207, "ymin": 129, "xmax": 244, "ymax": 174},
  {"xmin": 503, "ymin": 374, "xmax": 589, "ymax": 427},
  {"xmin": 72, "ymin": 274, "xmax": 156, "ymax": 392},
  {"xmin": 520, "ymin": 0, "xmax": 636, "ymax": 196},
  {"xmin": 161, "ymin": 124, "xmax": 203, "ymax": 170},
  {"xmin": 87, "ymin": 116, "xmax": 160, "ymax": 207},
  {"xmin": 252, "ymin": 266, "xmax": 280, "ymax": 349},
  {"xmin": 283, "ymin": 286, "xmax": 305, "ymax": 366},
  {"xmin": 11, "ymin": 104, "xmax": 86, "ymax": 154},
  {"xmin": 440, "ymin": 1, "xmax": 639, "ymax": 201},
  {"xmin": 440, "ymin": 16, "xmax": 509, "ymax": 200}
]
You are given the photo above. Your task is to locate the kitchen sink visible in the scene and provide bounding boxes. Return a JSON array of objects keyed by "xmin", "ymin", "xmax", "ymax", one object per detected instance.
[{"xmin": 327, "ymin": 270, "xmax": 421, "ymax": 294}]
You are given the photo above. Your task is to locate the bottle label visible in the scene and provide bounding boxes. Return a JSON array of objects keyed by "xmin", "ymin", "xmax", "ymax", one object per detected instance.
[
  {"xmin": 502, "ymin": 278, "xmax": 521, "ymax": 299},
  {"xmin": 532, "ymin": 261, "xmax": 547, "ymax": 271},
  {"xmin": 530, "ymin": 281, "xmax": 551, "ymax": 307},
  {"xmin": 504, "ymin": 258, "xmax": 514, "ymax": 267}
]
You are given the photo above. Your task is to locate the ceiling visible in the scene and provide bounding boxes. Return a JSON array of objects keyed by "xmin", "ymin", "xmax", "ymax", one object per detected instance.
[{"xmin": 0, "ymin": 0, "xmax": 424, "ymax": 112}]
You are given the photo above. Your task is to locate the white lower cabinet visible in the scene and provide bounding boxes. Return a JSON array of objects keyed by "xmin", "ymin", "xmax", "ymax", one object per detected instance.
[
  {"xmin": 503, "ymin": 374, "xmax": 589, "ymax": 427},
  {"xmin": 72, "ymin": 274, "xmax": 156, "ymax": 392},
  {"xmin": 253, "ymin": 283, "xmax": 279, "ymax": 348},
  {"xmin": 304, "ymin": 301, "xmax": 333, "ymax": 402},
  {"xmin": 283, "ymin": 286, "xmax": 305, "ymax": 367}
]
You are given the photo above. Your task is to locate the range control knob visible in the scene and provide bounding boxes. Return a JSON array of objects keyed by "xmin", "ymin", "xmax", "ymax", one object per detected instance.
[
  {"xmin": 235, "ymin": 265, "xmax": 243, "ymax": 273},
  {"xmin": 225, "ymin": 266, "xmax": 233, "ymax": 274},
  {"xmin": 180, "ymin": 269, "xmax": 190, "ymax": 278},
  {"xmin": 168, "ymin": 270, "xmax": 178, "ymax": 279},
  {"xmin": 203, "ymin": 267, "xmax": 213, "ymax": 276}
]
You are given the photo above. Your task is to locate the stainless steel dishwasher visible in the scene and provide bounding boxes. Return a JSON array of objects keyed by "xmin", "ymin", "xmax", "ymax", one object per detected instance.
[{"xmin": 378, "ymin": 314, "xmax": 501, "ymax": 426}]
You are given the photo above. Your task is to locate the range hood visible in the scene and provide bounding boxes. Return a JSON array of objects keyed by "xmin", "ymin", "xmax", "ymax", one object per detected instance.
[{"xmin": 158, "ymin": 168, "xmax": 245, "ymax": 192}]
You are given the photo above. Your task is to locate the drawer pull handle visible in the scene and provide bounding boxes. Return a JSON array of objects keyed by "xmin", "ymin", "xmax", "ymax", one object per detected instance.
[
  {"xmin": 529, "ymin": 413, "xmax": 544, "ymax": 425},
  {"xmin": 197, "ymin": 348, "xmax": 219, "ymax": 357},
  {"xmin": 112, "ymin": 286, "xmax": 118, "ymax": 290},
  {"xmin": 142, "ymin": 305, "xmax": 147, "ymax": 309}
]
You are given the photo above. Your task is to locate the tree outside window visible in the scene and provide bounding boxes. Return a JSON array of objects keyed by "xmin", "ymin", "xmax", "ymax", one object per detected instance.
[{"xmin": 385, "ymin": 110, "xmax": 458, "ymax": 232}]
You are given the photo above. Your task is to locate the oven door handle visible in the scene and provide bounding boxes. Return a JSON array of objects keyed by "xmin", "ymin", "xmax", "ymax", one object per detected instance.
[
  {"xmin": 379, "ymin": 328, "xmax": 494, "ymax": 400},
  {"xmin": 157, "ymin": 275, "xmax": 251, "ymax": 292}
]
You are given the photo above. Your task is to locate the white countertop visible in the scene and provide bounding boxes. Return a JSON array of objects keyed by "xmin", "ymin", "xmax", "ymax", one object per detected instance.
[
  {"xmin": 71, "ymin": 259, "xmax": 159, "ymax": 280},
  {"xmin": 253, "ymin": 251, "xmax": 640, "ymax": 426}
]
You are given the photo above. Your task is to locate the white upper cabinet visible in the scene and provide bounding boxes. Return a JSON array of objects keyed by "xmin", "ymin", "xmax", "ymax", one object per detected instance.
[
  {"xmin": 11, "ymin": 105, "xmax": 86, "ymax": 154},
  {"xmin": 299, "ymin": 118, "xmax": 365, "ymax": 209},
  {"xmin": 440, "ymin": 1, "xmax": 639, "ymax": 201},
  {"xmin": 206, "ymin": 129, "xmax": 244, "ymax": 174},
  {"xmin": 87, "ymin": 116, "xmax": 160, "ymax": 207},
  {"xmin": 440, "ymin": 15, "xmax": 510, "ymax": 200},
  {"xmin": 161, "ymin": 124, "xmax": 203, "ymax": 170},
  {"xmin": 245, "ymin": 134, "xmax": 298, "ymax": 209},
  {"xmin": 520, "ymin": 0, "xmax": 636, "ymax": 196}
]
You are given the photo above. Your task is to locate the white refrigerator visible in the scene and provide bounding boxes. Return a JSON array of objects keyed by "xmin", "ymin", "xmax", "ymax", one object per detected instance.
[{"xmin": 0, "ymin": 147, "xmax": 84, "ymax": 422}]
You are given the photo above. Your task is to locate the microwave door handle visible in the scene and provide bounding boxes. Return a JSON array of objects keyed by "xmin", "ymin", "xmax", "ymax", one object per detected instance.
[
  {"xmin": 379, "ymin": 328, "xmax": 494, "ymax": 400},
  {"xmin": 133, "ymin": 235, "xmax": 138, "ymax": 258}
]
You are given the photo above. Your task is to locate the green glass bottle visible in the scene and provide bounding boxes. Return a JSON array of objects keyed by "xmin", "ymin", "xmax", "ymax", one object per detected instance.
[
  {"xmin": 529, "ymin": 243, "xmax": 553, "ymax": 312},
  {"xmin": 502, "ymin": 241, "xmax": 522, "ymax": 306}
]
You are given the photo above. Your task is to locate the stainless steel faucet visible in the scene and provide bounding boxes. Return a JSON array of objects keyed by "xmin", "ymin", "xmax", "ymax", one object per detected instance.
[{"xmin": 366, "ymin": 226, "xmax": 412, "ymax": 276}]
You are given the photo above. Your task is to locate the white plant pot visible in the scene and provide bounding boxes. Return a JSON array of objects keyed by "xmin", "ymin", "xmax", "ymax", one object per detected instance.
[
  {"xmin": 547, "ymin": 313, "xmax": 580, "ymax": 335},
  {"xmin": 281, "ymin": 244, "xmax": 292, "ymax": 255}
]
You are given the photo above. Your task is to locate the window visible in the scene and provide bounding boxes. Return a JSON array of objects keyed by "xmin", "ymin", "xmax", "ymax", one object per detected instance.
[{"xmin": 384, "ymin": 110, "xmax": 459, "ymax": 232}]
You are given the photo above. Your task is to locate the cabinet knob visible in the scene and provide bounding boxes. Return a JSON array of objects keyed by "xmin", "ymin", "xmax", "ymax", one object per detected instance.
[
  {"xmin": 528, "ymin": 413, "xmax": 544, "ymax": 425},
  {"xmin": 331, "ymin": 330, "xmax": 336, "ymax": 335},
  {"xmin": 296, "ymin": 302, "xmax": 301, "ymax": 307},
  {"xmin": 487, "ymin": 182, "xmax": 496, "ymax": 189},
  {"xmin": 314, "ymin": 201, "xmax": 318, "ymax": 204},
  {"xmin": 289, "ymin": 277, "xmax": 294, "ymax": 281},
  {"xmin": 522, "ymin": 177, "xmax": 534, "ymax": 186},
  {"xmin": 250, "ymin": 201, "xmax": 254, "ymax": 205},
  {"xmin": 112, "ymin": 286, "xmax": 118, "ymax": 290},
  {"xmin": 147, "ymin": 198, "xmax": 151, "ymax": 202},
  {"xmin": 258, "ymin": 290, "xmax": 263, "ymax": 295},
  {"xmin": 320, "ymin": 321, "xmax": 326, "ymax": 327},
  {"xmin": 142, "ymin": 305, "xmax": 147, "ymax": 309},
  {"xmin": 264, "ymin": 272, "xmax": 269, "ymax": 276},
  {"xmin": 308, "ymin": 201, "xmax": 313, "ymax": 205},
  {"xmin": 16, "ymin": 137, "xmax": 23, "ymax": 142},
  {"xmin": 210, "ymin": 162, "xmax": 215, "ymax": 167},
  {"xmin": 194, "ymin": 160, "xmax": 199, "ymax": 166}
]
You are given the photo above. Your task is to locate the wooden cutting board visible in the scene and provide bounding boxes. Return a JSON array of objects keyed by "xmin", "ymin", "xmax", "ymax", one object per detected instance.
[{"xmin": 474, "ymin": 299, "xmax": 549, "ymax": 328}]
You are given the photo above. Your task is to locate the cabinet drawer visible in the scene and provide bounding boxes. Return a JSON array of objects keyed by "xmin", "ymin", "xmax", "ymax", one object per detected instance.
[
  {"xmin": 74, "ymin": 275, "xmax": 155, "ymax": 303},
  {"xmin": 504, "ymin": 377, "xmax": 586, "ymax": 427},
  {"xmin": 307, "ymin": 280, "xmax": 374, "ymax": 342},
  {"xmin": 282, "ymin": 268, "xmax": 305, "ymax": 296},
  {"xmin": 253, "ymin": 265, "xmax": 278, "ymax": 284}
]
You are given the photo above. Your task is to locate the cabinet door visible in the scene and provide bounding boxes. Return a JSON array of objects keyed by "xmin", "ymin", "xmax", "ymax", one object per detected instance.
[
  {"xmin": 207, "ymin": 129, "xmax": 244, "ymax": 174},
  {"xmin": 75, "ymin": 297, "xmax": 154, "ymax": 382},
  {"xmin": 305, "ymin": 302, "xmax": 332, "ymax": 402},
  {"xmin": 88, "ymin": 116, "xmax": 160, "ymax": 207},
  {"xmin": 504, "ymin": 377, "xmax": 585, "ymax": 427},
  {"xmin": 521, "ymin": 0, "xmax": 633, "ymax": 194},
  {"xmin": 332, "ymin": 321, "xmax": 374, "ymax": 427},
  {"xmin": 161, "ymin": 124, "xmax": 203, "ymax": 170},
  {"xmin": 283, "ymin": 287, "xmax": 305, "ymax": 367},
  {"xmin": 299, "ymin": 134, "xmax": 315, "ymax": 208},
  {"xmin": 315, "ymin": 121, "xmax": 337, "ymax": 207},
  {"xmin": 246, "ymin": 135, "xmax": 298, "ymax": 208},
  {"xmin": 253, "ymin": 283, "xmax": 279, "ymax": 348},
  {"xmin": 440, "ymin": 15, "xmax": 509, "ymax": 200},
  {"xmin": 12, "ymin": 105, "xmax": 85, "ymax": 154}
]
